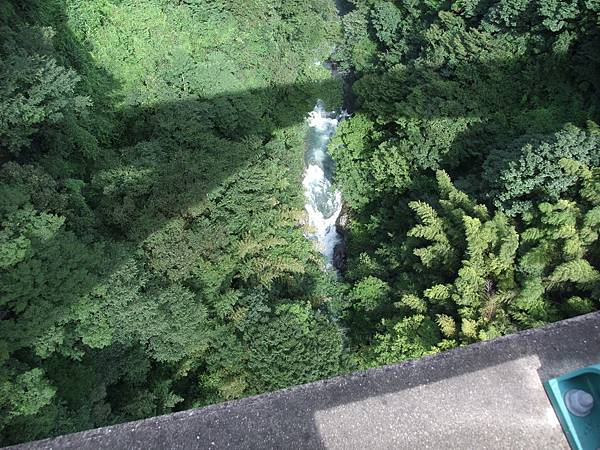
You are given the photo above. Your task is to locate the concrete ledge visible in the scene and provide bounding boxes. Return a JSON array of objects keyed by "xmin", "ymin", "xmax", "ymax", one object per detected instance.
[{"xmin": 9, "ymin": 312, "xmax": 600, "ymax": 449}]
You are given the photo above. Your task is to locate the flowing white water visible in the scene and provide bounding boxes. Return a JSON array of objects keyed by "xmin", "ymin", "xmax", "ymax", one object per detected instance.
[{"xmin": 303, "ymin": 100, "xmax": 347, "ymax": 268}]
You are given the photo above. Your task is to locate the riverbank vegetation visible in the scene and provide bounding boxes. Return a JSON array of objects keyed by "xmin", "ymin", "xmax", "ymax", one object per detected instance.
[
  {"xmin": 0, "ymin": 0, "xmax": 345, "ymax": 444},
  {"xmin": 1, "ymin": 0, "xmax": 599, "ymax": 445},
  {"xmin": 331, "ymin": 0, "xmax": 600, "ymax": 367}
]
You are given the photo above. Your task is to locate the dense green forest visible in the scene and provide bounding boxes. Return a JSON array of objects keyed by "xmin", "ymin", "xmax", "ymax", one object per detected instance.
[
  {"xmin": 331, "ymin": 0, "xmax": 600, "ymax": 367},
  {"xmin": 1, "ymin": 0, "xmax": 599, "ymax": 445},
  {"xmin": 0, "ymin": 0, "xmax": 345, "ymax": 443}
]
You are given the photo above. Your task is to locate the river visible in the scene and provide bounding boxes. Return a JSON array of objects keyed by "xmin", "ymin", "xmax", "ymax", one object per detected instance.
[
  {"xmin": 302, "ymin": 101, "xmax": 347, "ymax": 270},
  {"xmin": 301, "ymin": 0, "xmax": 354, "ymax": 271}
]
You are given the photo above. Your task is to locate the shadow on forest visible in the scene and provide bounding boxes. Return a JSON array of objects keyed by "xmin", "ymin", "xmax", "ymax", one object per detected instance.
[
  {"xmin": 336, "ymin": 34, "xmax": 599, "ymax": 292},
  {"xmin": 29, "ymin": 312, "xmax": 600, "ymax": 448},
  {"xmin": 9, "ymin": 0, "xmax": 346, "ymax": 305},
  {"xmin": 98, "ymin": 44, "xmax": 598, "ymax": 245},
  {"xmin": 4, "ymin": 0, "xmax": 600, "ymax": 445}
]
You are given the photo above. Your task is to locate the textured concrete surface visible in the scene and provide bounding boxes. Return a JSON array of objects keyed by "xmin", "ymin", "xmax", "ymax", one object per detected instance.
[
  {"xmin": 8, "ymin": 311, "xmax": 600, "ymax": 450},
  {"xmin": 315, "ymin": 355, "xmax": 563, "ymax": 449}
]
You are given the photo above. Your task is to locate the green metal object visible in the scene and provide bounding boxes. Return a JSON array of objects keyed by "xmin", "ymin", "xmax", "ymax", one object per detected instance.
[{"xmin": 544, "ymin": 364, "xmax": 600, "ymax": 450}]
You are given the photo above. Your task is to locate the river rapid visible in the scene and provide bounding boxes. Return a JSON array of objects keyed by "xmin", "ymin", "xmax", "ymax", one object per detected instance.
[
  {"xmin": 302, "ymin": 101, "xmax": 347, "ymax": 270},
  {"xmin": 301, "ymin": 0, "xmax": 354, "ymax": 271}
]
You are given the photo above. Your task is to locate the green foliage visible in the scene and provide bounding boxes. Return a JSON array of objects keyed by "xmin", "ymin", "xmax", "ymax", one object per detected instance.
[
  {"xmin": 133, "ymin": 285, "xmax": 210, "ymax": 363},
  {"xmin": 335, "ymin": 6, "xmax": 378, "ymax": 71},
  {"xmin": 0, "ymin": 0, "xmax": 346, "ymax": 444},
  {"xmin": 2, "ymin": 0, "xmax": 600, "ymax": 444},
  {"xmin": 0, "ymin": 25, "xmax": 89, "ymax": 156},
  {"xmin": 332, "ymin": 0, "xmax": 600, "ymax": 369},
  {"xmin": 371, "ymin": 2, "xmax": 404, "ymax": 50},
  {"xmin": 341, "ymin": 166, "xmax": 599, "ymax": 367},
  {"xmin": 436, "ymin": 314, "xmax": 457, "ymax": 337},
  {"xmin": 244, "ymin": 302, "xmax": 345, "ymax": 393},
  {"xmin": 482, "ymin": 0, "xmax": 532, "ymax": 29},
  {"xmin": 351, "ymin": 276, "xmax": 390, "ymax": 311},
  {"xmin": 0, "ymin": 369, "xmax": 56, "ymax": 424},
  {"xmin": 483, "ymin": 124, "xmax": 600, "ymax": 216},
  {"xmin": 406, "ymin": 173, "xmax": 519, "ymax": 340},
  {"xmin": 538, "ymin": 0, "xmax": 580, "ymax": 31},
  {"xmin": 373, "ymin": 315, "xmax": 440, "ymax": 365},
  {"xmin": 407, "ymin": 200, "xmax": 455, "ymax": 269}
]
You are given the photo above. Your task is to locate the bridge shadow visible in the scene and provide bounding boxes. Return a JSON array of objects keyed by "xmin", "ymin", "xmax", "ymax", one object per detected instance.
[
  {"xmin": 11, "ymin": 312, "xmax": 600, "ymax": 449},
  {"xmin": 2, "ymin": 1, "xmax": 348, "ymax": 444},
  {"xmin": 2, "ymin": 0, "xmax": 600, "ymax": 445}
]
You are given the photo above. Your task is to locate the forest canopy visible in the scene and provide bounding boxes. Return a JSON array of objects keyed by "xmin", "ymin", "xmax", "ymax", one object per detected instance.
[
  {"xmin": 0, "ymin": 0, "xmax": 599, "ymax": 445},
  {"xmin": 330, "ymin": 0, "xmax": 600, "ymax": 367}
]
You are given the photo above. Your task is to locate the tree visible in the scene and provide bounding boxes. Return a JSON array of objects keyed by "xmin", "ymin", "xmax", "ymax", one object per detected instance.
[
  {"xmin": 0, "ymin": 25, "xmax": 89, "ymax": 156},
  {"xmin": 244, "ymin": 302, "xmax": 345, "ymax": 393},
  {"xmin": 483, "ymin": 124, "xmax": 600, "ymax": 217},
  {"xmin": 407, "ymin": 171, "xmax": 519, "ymax": 342}
]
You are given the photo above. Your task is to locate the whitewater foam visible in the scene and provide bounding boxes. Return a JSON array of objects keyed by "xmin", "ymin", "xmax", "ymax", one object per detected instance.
[{"xmin": 303, "ymin": 101, "xmax": 347, "ymax": 268}]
